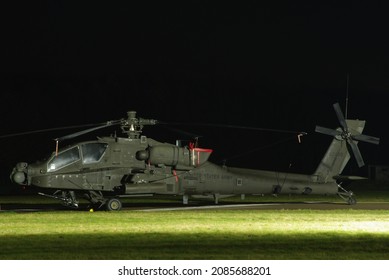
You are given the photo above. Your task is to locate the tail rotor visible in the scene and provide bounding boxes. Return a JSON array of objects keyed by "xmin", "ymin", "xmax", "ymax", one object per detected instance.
[{"xmin": 315, "ymin": 103, "xmax": 380, "ymax": 168}]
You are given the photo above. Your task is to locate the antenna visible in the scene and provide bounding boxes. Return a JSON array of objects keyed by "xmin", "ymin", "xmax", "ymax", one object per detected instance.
[{"xmin": 345, "ymin": 73, "xmax": 349, "ymax": 119}]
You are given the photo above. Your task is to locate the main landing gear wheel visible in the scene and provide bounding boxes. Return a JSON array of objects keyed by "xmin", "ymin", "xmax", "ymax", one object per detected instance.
[{"xmin": 106, "ymin": 198, "xmax": 122, "ymax": 211}]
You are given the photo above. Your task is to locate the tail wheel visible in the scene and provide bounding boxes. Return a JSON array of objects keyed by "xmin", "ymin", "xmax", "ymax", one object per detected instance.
[
  {"xmin": 348, "ymin": 197, "xmax": 357, "ymax": 205},
  {"xmin": 106, "ymin": 198, "xmax": 122, "ymax": 211}
]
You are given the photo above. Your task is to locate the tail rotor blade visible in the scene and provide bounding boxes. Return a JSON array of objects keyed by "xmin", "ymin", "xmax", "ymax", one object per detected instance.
[
  {"xmin": 333, "ymin": 103, "xmax": 348, "ymax": 130},
  {"xmin": 347, "ymin": 139, "xmax": 365, "ymax": 168},
  {"xmin": 352, "ymin": 134, "xmax": 380, "ymax": 145}
]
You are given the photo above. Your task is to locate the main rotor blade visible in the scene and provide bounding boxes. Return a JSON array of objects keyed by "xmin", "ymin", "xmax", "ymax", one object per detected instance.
[
  {"xmin": 160, "ymin": 121, "xmax": 307, "ymax": 135},
  {"xmin": 315, "ymin": 126, "xmax": 340, "ymax": 137},
  {"xmin": 162, "ymin": 126, "xmax": 203, "ymax": 139},
  {"xmin": 55, "ymin": 121, "xmax": 120, "ymax": 142},
  {"xmin": 333, "ymin": 103, "xmax": 348, "ymax": 131},
  {"xmin": 352, "ymin": 134, "xmax": 380, "ymax": 145},
  {"xmin": 348, "ymin": 139, "xmax": 365, "ymax": 168},
  {"xmin": 0, "ymin": 123, "xmax": 110, "ymax": 139}
]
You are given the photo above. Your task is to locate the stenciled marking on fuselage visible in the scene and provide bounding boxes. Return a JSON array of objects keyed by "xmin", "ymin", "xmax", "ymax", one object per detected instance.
[{"xmin": 190, "ymin": 172, "xmax": 233, "ymax": 181}]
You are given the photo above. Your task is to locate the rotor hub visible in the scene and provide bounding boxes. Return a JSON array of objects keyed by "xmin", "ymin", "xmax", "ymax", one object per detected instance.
[
  {"xmin": 341, "ymin": 130, "xmax": 351, "ymax": 140},
  {"xmin": 121, "ymin": 111, "xmax": 158, "ymax": 139}
]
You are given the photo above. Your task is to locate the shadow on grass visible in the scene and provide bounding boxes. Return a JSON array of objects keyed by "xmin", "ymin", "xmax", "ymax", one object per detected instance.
[{"xmin": 1, "ymin": 232, "xmax": 389, "ymax": 260}]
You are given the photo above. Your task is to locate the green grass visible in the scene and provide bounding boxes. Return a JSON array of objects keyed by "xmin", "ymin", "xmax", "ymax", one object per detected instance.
[
  {"xmin": 1, "ymin": 209, "xmax": 389, "ymax": 260},
  {"xmin": 1, "ymin": 189, "xmax": 389, "ymax": 260}
]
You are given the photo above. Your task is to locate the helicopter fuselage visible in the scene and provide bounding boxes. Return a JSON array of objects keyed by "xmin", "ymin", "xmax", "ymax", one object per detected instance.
[{"xmin": 10, "ymin": 109, "xmax": 373, "ymax": 210}]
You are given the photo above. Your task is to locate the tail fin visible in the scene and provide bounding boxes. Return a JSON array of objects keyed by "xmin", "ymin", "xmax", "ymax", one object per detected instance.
[{"xmin": 312, "ymin": 119, "xmax": 366, "ymax": 183}]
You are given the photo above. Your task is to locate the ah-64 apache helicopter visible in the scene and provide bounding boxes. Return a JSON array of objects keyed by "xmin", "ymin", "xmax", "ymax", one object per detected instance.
[{"xmin": 9, "ymin": 103, "xmax": 379, "ymax": 211}]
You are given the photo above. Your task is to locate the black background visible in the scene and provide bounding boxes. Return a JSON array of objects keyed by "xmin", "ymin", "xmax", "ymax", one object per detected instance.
[{"xmin": 1, "ymin": 2, "xmax": 388, "ymax": 191}]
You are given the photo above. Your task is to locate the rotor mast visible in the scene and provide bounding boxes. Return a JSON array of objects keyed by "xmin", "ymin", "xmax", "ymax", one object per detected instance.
[
  {"xmin": 345, "ymin": 73, "xmax": 349, "ymax": 119},
  {"xmin": 121, "ymin": 111, "xmax": 158, "ymax": 139}
]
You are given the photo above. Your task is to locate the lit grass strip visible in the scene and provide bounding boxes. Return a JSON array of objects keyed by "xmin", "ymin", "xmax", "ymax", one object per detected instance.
[{"xmin": 1, "ymin": 209, "xmax": 389, "ymax": 259}]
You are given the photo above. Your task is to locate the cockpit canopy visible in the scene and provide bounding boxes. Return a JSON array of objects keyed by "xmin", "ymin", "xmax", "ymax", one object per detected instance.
[{"xmin": 47, "ymin": 142, "xmax": 108, "ymax": 172}]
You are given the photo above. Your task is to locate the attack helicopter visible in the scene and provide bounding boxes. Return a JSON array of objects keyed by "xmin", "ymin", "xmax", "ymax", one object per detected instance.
[{"xmin": 9, "ymin": 103, "xmax": 379, "ymax": 211}]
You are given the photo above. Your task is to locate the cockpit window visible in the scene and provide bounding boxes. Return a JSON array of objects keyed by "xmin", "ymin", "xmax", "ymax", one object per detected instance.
[
  {"xmin": 48, "ymin": 146, "xmax": 80, "ymax": 172},
  {"xmin": 81, "ymin": 143, "xmax": 108, "ymax": 164}
]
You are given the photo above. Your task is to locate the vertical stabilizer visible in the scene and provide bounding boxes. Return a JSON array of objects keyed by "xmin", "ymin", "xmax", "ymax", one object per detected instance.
[{"xmin": 312, "ymin": 119, "xmax": 366, "ymax": 182}]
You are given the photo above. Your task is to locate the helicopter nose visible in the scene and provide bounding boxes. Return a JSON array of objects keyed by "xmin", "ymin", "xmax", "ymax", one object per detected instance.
[{"xmin": 10, "ymin": 162, "xmax": 28, "ymax": 185}]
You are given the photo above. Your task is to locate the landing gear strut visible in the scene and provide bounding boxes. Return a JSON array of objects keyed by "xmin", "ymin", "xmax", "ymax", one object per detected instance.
[
  {"xmin": 39, "ymin": 190, "xmax": 79, "ymax": 208},
  {"xmin": 84, "ymin": 191, "xmax": 122, "ymax": 211},
  {"xmin": 39, "ymin": 190, "xmax": 123, "ymax": 211},
  {"xmin": 337, "ymin": 184, "xmax": 357, "ymax": 205}
]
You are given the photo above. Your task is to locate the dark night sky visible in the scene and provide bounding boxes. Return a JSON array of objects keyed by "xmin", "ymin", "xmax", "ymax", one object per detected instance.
[{"xmin": 1, "ymin": 2, "xmax": 388, "ymax": 186}]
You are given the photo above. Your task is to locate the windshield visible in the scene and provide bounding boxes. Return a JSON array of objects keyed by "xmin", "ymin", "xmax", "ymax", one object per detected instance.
[
  {"xmin": 81, "ymin": 143, "xmax": 108, "ymax": 164},
  {"xmin": 47, "ymin": 146, "xmax": 80, "ymax": 172}
]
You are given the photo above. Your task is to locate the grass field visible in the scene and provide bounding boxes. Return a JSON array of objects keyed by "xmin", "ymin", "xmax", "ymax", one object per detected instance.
[{"xmin": 1, "ymin": 191, "xmax": 389, "ymax": 260}]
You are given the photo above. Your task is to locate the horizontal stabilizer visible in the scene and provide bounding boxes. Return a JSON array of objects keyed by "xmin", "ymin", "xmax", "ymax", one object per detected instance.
[{"xmin": 333, "ymin": 175, "xmax": 368, "ymax": 181}]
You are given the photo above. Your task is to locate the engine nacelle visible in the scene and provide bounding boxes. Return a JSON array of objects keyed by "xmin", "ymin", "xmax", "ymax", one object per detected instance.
[{"xmin": 136, "ymin": 145, "xmax": 212, "ymax": 169}]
